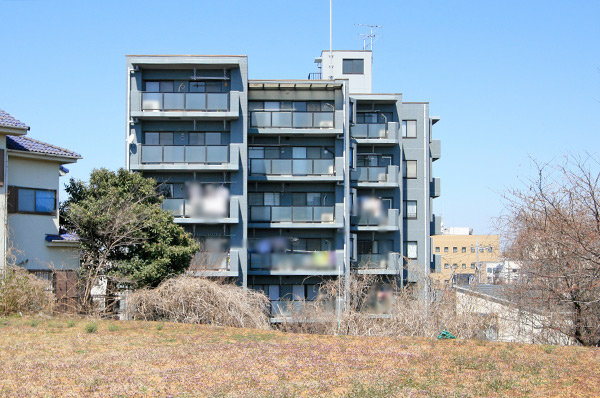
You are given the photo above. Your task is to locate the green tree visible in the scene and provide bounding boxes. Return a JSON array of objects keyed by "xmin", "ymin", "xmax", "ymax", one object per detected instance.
[{"xmin": 61, "ymin": 168, "xmax": 199, "ymax": 309}]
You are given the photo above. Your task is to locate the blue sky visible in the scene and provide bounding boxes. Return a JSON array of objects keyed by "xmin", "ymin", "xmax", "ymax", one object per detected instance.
[{"xmin": 1, "ymin": 0, "xmax": 599, "ymax": 234}]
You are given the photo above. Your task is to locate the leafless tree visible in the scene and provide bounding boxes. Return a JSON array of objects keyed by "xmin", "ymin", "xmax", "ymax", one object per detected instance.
[{"xmin": 500, "ymin": 155, "xmax": 600, "ymax": 346}]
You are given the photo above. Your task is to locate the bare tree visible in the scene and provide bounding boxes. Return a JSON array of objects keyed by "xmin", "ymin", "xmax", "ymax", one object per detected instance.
[{"xmin": 500, "ymin": 155, "xmax": 600, "ymax": 346}]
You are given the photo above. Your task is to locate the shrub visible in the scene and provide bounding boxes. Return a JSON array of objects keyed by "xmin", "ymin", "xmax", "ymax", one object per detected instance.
[
  {"xmin": 0, "ymin": 266, "xmax": 54, "ymax": 316},
  {"xmin": 127, "ymin": 276, "xmax": 270, "ymax": 329},
  {"xmin": 85, "ymin": 322, "xmax": 98, "ymax": 333}
]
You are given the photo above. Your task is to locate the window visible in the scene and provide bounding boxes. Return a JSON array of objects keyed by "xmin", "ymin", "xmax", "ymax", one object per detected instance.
[
  {"xmin": 404, "ymin": 241, "xmax": 417, "ymax": 259},
  {"xmin": 342, "ymin": 59, "xmax": 364, "ymax": 74},
  {"xmin": 402, "ymin": 120, "xmax": 417, "ymax": 138},
  {"xmin": 404, "ymin": 200, "xmax": 417, "ymax": 219},
  {"xmin": 453, "ymin": 264, "xmax": 458, "ymax": 269},
  {"xmin": 487, "ymin": 247, "xmax": 493, "ymax": 253},
  {"xmin": 444, "ymin": 247, "xmax": 448, "ymax": 253},
  {"xmin": 462, "ymin": 264, "xmax": 466, "ymax": 269},
  {"xmin": 471, "ymin": 247, "xmax": 475, "ymax": 253},
  {"xmin": 403, "ymin": 160, "xmax": 417, "ymax": 179},
  {"xmin": 8, "ymin": 186, "xmax": 56, "ymax": 214},
  {"xmin": 472, "ymin": 264, "xmax": 477, "ymax": 269},
  {"xmin": 444, "ymin": 263, "xmax": 450, "ymax": 269},
  {"xmin": 435, "ymin": 247, "xmax": 440, "ymax": 253},
  {"xmin": 356, "ymin": 112, "xmax": 393, "ymax": 124},
  {"xmin": 453, "ymin": 247, "xmax": 457, "ymax": 253}
]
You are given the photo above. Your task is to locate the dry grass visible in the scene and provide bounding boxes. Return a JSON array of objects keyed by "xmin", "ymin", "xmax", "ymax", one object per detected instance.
[
  {"xmin": 127, "ymin": 276, "xmax": 271, "ymax": 330},
  {"xmin": 0, "ymin": 316, "xmax": 598, "ymax": 397},
  {"xmin": 0, "ymin": 266, "xmax": 54, "ymax": 316}
]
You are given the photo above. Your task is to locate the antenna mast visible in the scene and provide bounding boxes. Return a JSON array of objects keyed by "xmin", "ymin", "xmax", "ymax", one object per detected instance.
[
  {"xmin": 328, "ymin": 0, "xmax": 334, "ymax": 80},
  {"xmin": 356, "ymin": 23, "xmax": 382, "ymax": 53}
]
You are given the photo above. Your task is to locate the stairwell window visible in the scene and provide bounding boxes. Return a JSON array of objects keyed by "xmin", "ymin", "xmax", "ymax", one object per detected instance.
[
  {"xmin": 342, "ymin": 59, "xmax": 364, "ymax": 74},
  {"xmin": 404, "ymin": 200, "xmax": 417, "ymax": 219},
  {"xmin": 403, "ymin": 160, "xmax": 417, "ymax": 179},
  {"xmin": 402, "ymin": 120, "xmax": 417, "ymax": 138},
  {"xmin": 404, "ymin": 241, "xmax": 418, "ymax": 259}
]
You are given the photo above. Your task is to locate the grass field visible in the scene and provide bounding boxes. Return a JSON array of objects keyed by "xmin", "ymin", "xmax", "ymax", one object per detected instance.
[{"xmin": 0, "ymin": 317, "xmax": 598, "ymax": 397}]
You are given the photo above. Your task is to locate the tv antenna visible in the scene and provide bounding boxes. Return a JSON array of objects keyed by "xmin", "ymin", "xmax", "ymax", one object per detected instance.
[{"xmin": 355, "ymin": 24, "xmax": 382, "ymax": 51}]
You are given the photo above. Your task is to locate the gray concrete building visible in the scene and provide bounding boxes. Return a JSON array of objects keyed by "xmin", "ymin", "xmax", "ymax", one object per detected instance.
[{"xmin": 126, "ymin": 50, "xmax": 441, "ymax": 319}]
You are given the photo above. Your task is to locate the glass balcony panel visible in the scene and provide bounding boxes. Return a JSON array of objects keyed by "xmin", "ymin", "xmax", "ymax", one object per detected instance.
[
  {"xmin": 313, "ymin": 159, "xmax": 334, "ymax": 175},
  {"xmin": 368, "ymin": 124, "xmax": 387, "ymax": 138},
  {"xmin": 142, "ymin": 93, "xmax": 162, "ymax": 110},
  {"xmin": 206, "ymin": 146, "xmax": 228, "ymax": 163},
  {"xmin": 272, "ymin": 112, "xmax": 292, "ymax": 128},
  {"xmin": 314, "ymin": 206, "xmax": 334, "ymax": 222},
  {"xmin": 206, "ymin": 93, "xmax": 228, "ymax": 111},
  {"xmin": 271, "ymin": 159, "xmax": 292, "ymax": 175},
  {"xmin": 292, "ymin": 112, "xmax": 312, "ymax": 128},
  {"xmin": 357, "ymin": 254, "xmax": 385, "ymax": 269},
  {"xmin": 371, "ymin": 167, "xmax": 388, "ymax": 182},
  {"xmin": 313, "ymin": 113, "xmax": 334, "ymax": 128},
  {"xmin": 250, "ymin": 159, "xmax": 269, "ymax": 175},
  {"xmin": 272, "ymin": 301, "xmax": 292, "ymax": 317},
  {"xmin": 271, "ymin": 206, "xmax": 292, "ymax": 222},
  {"xmin": 250, "ymin": 206, "xmax": 271, "ymax": 222},
  {"xmin": 162, "ymin": 199, "xmax": 185, "ymax": 217},
  {"xmin": 292, "ymin": 159, "xmax": 312, "ymax": 175},
  {"xmin": 185, "ymin": 93, "xmax": 206, "ymax": 110},
  {"xmin": 249, "ymin": 253, "xmax": 266, "ymax": 270},
  {"xmin": 185, "ymin": 146, "xmax": 206, "ymax": 163},
  {"xmin": 163, "ymin": 146, "xmax": 185, "ymax": 163},
  {"xmin": 163, "ymin": 93, "xmax": 185, "ymax": 110},
  {"xmin": 293, "ymin": 206, "xmax": 312, "ymax": 222},
  {"xmin": 141, "ymin": 146, "xmax": 163, "ymax": 163},
  {"xmin": 352, "ymin": 124, "xmax": 368, "ymax": 138},
  {"xmin": 354, "ymin": 167, "xmax": 368, "ymax": 181},
  {"xmin": 251, "ymin": 112, "xmax": 271, "ymax": 128}
]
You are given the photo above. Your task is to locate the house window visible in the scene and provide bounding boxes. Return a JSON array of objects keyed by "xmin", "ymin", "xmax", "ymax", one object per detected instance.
[
  {"xmin": 402, "ymin": 120, "xmax": 417, "ymax": 138},
  {"xmin": 404, "ymin": 200, "xmax": 417, "ymax": 219},
  {"xmin": 462, "ymin": 247, "xmax": 466, "ymax": 253},
  {"xmin": 403, "ymin": 160, "xmax": 417, "ymax": 179},
  {"xmin": 471, "ymin": 263, "xmax": 476, "ymax": 269},
  {"xmin": 444, "ymin": 263, "xmax": 450, "ymax": 269},
  {"xmin": 435, "ymin": 247, "xmax": 440, "ymax": 253},
  {"xmin": 453, "ymin": 247, "xmax": 457, "ymax": 253},
  {"xmin": 462, "ymin": 264, "xmax": 466, "ymax": 269},
  {"xmin": 342, "ymin": 59, "xmax": 364, "ymax": 74},
  {"xmin": 471, "ymin": 247, "xmax": 475, "ymax": 253},
  {"xmin": 453, "ymin": 264, "xmax": 458, "ymax": 269},
  {"xmin": 444, "ymin": 247, "xmax": 448, "ymax": 253},
  {"xmin": 487, "ymin": 247, "xmax": 493, "ymax": 253},
  {"xmin": 404, "ymin": 241, "xmax": 417, "ymax": 259},
  {"xmin": 8, "ymin": 186, "xmax": 56, "ymax": 215}
]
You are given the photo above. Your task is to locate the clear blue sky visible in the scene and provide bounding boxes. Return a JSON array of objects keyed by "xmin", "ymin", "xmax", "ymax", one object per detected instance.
[{"xmin": 1, "ymin": 0, "xmax": 599, "ymax": 234}]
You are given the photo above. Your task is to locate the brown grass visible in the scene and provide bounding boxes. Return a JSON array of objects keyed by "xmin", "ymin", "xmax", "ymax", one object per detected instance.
[
  {"xmin": 0, "ymin": 316, "xmax": 598, "ymax": 397},
  {"xmin": 0, "ymin": 266, "xmax": 54, "ymax": 316}
]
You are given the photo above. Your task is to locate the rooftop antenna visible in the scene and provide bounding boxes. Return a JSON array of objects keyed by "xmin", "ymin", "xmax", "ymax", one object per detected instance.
[{"xmin": 356, "ymin": 24, "xmax": 382, "ymax": 53}]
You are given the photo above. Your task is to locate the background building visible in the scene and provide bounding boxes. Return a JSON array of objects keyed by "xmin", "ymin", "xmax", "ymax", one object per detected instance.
[
  {"xmin": 431, "ymin": 227, "xmax": 500, "ymax": 286},
  {"xmin": 125, "ymin": 50, "xmax": 441, "ymax": 318}
]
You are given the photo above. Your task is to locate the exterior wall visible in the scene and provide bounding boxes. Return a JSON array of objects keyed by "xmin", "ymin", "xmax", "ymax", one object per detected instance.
[
  {"xmin": 0, "ymin": 135, "xmax": 7, "ymax": 270},
  {"xmin": 431, "ymin": 234, "xmax": 500, "ymax": 285},
  {"xmin": 317, "ymin": 50, "xmax": 372, "ymax": 93},
  {"xmin": 6, "ymin": 156, "xmax": 79, "ymax": 270}
]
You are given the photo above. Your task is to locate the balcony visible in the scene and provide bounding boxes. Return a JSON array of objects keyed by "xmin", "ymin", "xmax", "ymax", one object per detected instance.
[
  {"xmin": 431, "ymin": 214, "xmax": 442, "ymax": 235},
  {"xmin": 249, "ymin": 110, "xmax": 343, "ymax": 136},
  {"xmin": 430, "ymin": 140, "xmax": 441, "ymax": 161},
  {"xmin": 351, "ymin": 122, "xmax": 399, "ymax": 145},
  {"xmin": 430, "ymin": 178, "xmax": 441, "ymax": 198},
  {"xmin": 353, "ymin": 252, "xmax": 400, "ymax": 274},
  {"xmin": 249, "ymin": 203, "xmax": 344, "ymax": 229},
  {"xmin": 249, "ymin": 250, "xmax": 343, "ymax": 275},
  {"xmin": 351, "ymin": 208, "xmax": 400, "ymax": 232},
  {"xmin": 188, "ymin": 249, "xmax": 239, "ymax": 277},
  {"xmin": 351, "ymin": 165, "xmax": 399, "ymax": 188},
  {"xmin": 162, "ymin": 196, "xmax": 239, "ymax": 224},
  {"xmin": 130, "ymin": 143, "xmax": 240, "ymax": 172},
  {"xmin": 130, "ymin": 91, "xmax": 240, "ymax": 119},
  {"xmin": 248, "ymin": 158, "xmax": 343, "ymax": 182}
]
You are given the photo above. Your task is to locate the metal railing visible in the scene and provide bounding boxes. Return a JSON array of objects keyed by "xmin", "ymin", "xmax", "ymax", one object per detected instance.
[
  {"xmin": 353, "ymin": 209, "xmax": 400, "ymax": 227},
  {"xmin": 250, "ymin": 111, "xmax": 334, "ymax": 129},
  {"xmin": 351, "ymin": 122, "xmax": 399, "ymax": 140},
  {"xmin": 249, "ymin": 158, "xmax": 334, "ymax": 176},
  {"xmin": 351, "ymin": 166, "xmax": 389, "ymax": 182},
  {"xmin": 307, "ymin": 72, "xmax": 322, "ymax": 80},
  {"xmin": 162, "ymin": 197, "xmax": 238, "ymax": 219},
  {"xmin": 141, "ymin": 145, "xmax": 229, "ymax": 164},
  {"xmin": 141, "ymin": 92, "xmax": 229, "ymax": 112},
  {"xmin": 250, "ymin": 205, "xmax": 335, "ymax": 223}
]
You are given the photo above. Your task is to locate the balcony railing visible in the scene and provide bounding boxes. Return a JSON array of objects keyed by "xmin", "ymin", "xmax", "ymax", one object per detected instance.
[
  {"xmin": 352, "ymin": 209, "xmax": 400, "ymax": 228},
  {"xmin": 249, "ymin": 251, "xmax": 338, "ymax": 272},
  {"xmin": 249, "ymin": 158, "xmax": 334, "ymax": 176},
  {"xmin": 250, "ymin": 205, "xmax": 335, "ymax": 223},
  {"xmin": 351, "ymin": 122, "xmax": 399, "ymax": 141},
  {"xmin": 162, "ymin": 197, "xmax": 238, "ymax": 221},
  {"xmin": 353, "ymin": 253, "xmax": 399, "ymax": 271},
  {"xmin": 307, "ymin": 72, "xmax": 322, "ymax": 80},
  {"xmin": 141, "ymin": 92, "xmax": 230, "ymax": 112},
  {"xmin": 190, "ymin": 251, "xmax": 229, "ymax": 271},
  {"xmin": 270, "ymin": 299, "xmax": 336, "ymax": 318},
  {"xmin": 352, "ymin": 166, "xmax": 388, "ymax": 182},
  {"xmin": 141, "ymin": 145, "xmax": 229, "ymax": 164},
  {"xmin": 250, "ymin": 111, "xmax": 334, "ymax": 129}
]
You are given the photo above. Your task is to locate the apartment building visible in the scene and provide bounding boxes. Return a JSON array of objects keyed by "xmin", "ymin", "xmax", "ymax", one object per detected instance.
[
  {"xmin": 431, "ymin": 228, "xmax": 500, "ymax": 286},
  {"xmin": 125, "ymin": 51, "xmax": 441, "ymax": 318}
]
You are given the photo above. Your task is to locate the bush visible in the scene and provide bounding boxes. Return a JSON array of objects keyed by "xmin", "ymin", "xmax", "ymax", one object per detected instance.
[
  {"xmin": 0, "ymin": 266, "xmax": 54, "ymax": 316},
  {"xmin": 127, "ymin": 276, "xmax": 271, "ymax": 330},
  {"xmin": 85, "ymin": 322, "xmax": 98, "ymax": 333}
]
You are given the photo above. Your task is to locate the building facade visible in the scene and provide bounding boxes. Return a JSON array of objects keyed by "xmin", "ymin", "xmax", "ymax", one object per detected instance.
[
  {"xmin": 125, "ymin": 51, "xmax": 441, "ymax": 317},
  {"xmin": 431, "ymin": 229, "xmax": 500, "ymax": 286}
]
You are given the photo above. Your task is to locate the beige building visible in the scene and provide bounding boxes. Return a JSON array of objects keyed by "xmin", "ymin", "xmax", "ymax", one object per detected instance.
[{"xmin": 431, "ymin": 230, "xmax": 500, "ymax": 286}]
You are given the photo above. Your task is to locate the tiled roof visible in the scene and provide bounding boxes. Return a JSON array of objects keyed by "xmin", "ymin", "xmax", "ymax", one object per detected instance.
[
  {"xmin": 7, "ymin": 135, "xmax": 81, "ymax": 158},
  {"xmin": 0, "ymin": 109, "xmax": 29, "ymax": 130}
]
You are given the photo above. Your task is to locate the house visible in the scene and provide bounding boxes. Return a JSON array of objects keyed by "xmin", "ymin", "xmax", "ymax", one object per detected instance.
[
  {"xmin": 125, "ymin": 50, "xmax": 441, "ymax": 319},
  {"xmin": 0, "ymin": 108, "xmax": 81, "ymax": 286}
]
